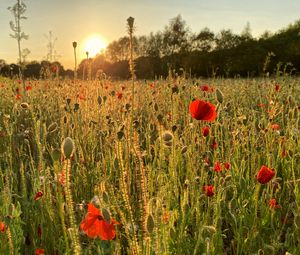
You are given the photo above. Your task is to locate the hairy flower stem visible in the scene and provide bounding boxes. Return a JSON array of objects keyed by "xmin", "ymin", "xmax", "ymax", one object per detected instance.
[
  {"xmin": 116, "ymin": 141, "xmax": 139, "ymax": 255},
  {"xmin": 6, "ymin": 226, "xmax": 14, "ymax": 255},
  {"xmin": 63, "ymin": 159, "xmax": 81, "ymax": 255},
  {"xmin": 133, "ymin": 132, "xmax": 149, "ymax": 237}
]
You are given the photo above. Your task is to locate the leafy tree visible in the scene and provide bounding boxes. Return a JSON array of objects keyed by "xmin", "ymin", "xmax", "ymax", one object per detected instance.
[
  {"xmin": 146, "ymin": 32, "xmax": 164, "ymax": 57},
  {"xmin": 162, "ymin": 15, "xmax": 190, "ymax": 55},
  {"xmin": 192, "ymin": 27, "xmax": 215, "ymax": 52},
  {"xmin": 215, "ymin": 29, "xmax": 241, "ymax": 50}
]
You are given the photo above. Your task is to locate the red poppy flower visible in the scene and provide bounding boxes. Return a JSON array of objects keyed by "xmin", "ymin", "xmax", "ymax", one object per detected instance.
[
  {"xmin": 256, "ymin": 165, "xmax": 275, "ymax": 184},
  {"xmin": 202, "ymin": 126, "xmax": 210, "ymax": 137},
  {"xmin": 0, "ymin": 221, "xmax": 6, "ymax": 233},
  {"xmin": 80, "ymin": 203, "xmax": 119, "ymax": 240},
  {"xmin": 189, "ymin": 100, "xmax": 217, "ymax": 121},
  {"xmin": 16, "ymin": 94, "xmax": 21, "ymax": 100},
  {"xmin": 211, "ymin": 139, "xmax": 218, "ymax": 149},
  {"xmin": 223, "ymin": 162, "xmax": 231, "ymax": 170},
  {"xmin": 269, "ymin": 198, "xmax": 280, "ymax": 209},
  {"xmin": 34, "ymin": 191, "xmax": 43, "ymax": 201},
  {"xmin": 214, "ymin": 161, "xmax": 222, "ymax": 172},
  {"xmin": 36, "ymin": 248, "xmax": 44, "ymax": 255},
  {"xmin": 275, "ymin": 84, "xmax": 280, "ymax": 92},
  {"xmin": 116, "ymin": 92, "xmax": 123, "ymax": 99},
  {"xmin": 25, "ymin": 85, "xmax": 32, "ymax": 91},
  {"xmin": 257, "ymin": 103, "xmax": 265, "ymax": 108},
  {"xmin": 271, "ymin": 124, "xmax": 280, "ymax": 131},
  {"xmin": 281, "ymin": 150, "xmax": 287, "ymax": 158},
  {"xmin": 200, "ymin": 85, "xmax": 213, "ymax": 92},
  {"xmin": 203, "ymin": 185, "xmax": 214, "ymax": 197}
]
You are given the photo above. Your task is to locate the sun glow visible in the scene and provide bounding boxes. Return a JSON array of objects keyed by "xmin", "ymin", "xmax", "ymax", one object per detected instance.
[{"xmin": 83, "ymin": 35, "xmax": 107, "ymax": 58}]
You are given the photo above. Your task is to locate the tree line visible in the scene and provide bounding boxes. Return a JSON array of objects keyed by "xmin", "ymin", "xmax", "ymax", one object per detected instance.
[{"xmin": 1, "ymin": 15, "xmax": 300, "ymax": 79}]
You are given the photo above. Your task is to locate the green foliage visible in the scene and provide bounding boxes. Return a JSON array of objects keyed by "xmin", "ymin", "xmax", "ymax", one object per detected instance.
[{"xmin": 0, "ymin": 77, "xmax": 299, "ymax": 254}]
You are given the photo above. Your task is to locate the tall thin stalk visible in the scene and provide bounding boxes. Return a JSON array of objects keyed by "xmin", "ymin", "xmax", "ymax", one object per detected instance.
[{"xmin": 73, "ymin": 41, "xmax": 78, "ymax": 79}]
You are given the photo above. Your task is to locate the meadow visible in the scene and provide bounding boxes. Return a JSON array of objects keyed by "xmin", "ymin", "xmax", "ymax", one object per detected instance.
[{"xmin": 0, "ymin": 75, "xmax": 299, "ymax": 255}]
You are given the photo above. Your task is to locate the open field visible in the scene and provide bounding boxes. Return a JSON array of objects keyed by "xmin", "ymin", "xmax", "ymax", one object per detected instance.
[{"xmin": 0, "ymin": 76, "xmax": 299, "ymax": 254}]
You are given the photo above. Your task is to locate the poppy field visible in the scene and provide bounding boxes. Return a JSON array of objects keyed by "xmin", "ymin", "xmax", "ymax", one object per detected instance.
[{"xmin": 0, "ymin": 76, "xmax": 299, "ymax": 254}]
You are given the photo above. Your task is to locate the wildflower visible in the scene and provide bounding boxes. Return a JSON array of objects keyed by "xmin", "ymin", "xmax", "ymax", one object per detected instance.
[
  {"xmin": 34, "ymin": 191, "xmax": 43, "ymax": 201},
  {"xmin": 257, "ymin": 103, "xmax": 265, "ymax": 108},
  {"xmin": 189, "ymin": 100, "xmax": 217, "ymax": 121},
  {"xmin": 223, "ymin": 162, "xmax": 231, "ymax": 170},
  {"xmin": 35, "ymin": 248, "xmax": 45, "ymax": 255},
  {"xmin": 275, "ymin": 84, "xmax": 280, "ymax": 92},
  {"xmin": 16, "ymin": 94, "xmax": 21, "ymax": 100},
  {"xmin": 162, "ymin": 211, "xmax": 169, "ymax": 224},
  {"xmin": 25, "ymin": 85, "xmax": 32, "ymax": 91},
  {"xmin": 203, "ymin": 185, "xmax": 214, "ymax": 197},
  {"xmin": 116, "ymin": 92, "xmax": 123, "ymax": 99},
  {"xmin": 256, "ymin": 165, "xmax": 275, "ymax": 184},
  {"xmin": 202, "ymin": 126, "xmax": 210, "ymax": 137},
  {"xmin": 0, "ymin": 221, "xmax": 6, "ymax": 232},
  {"xmin": 271, "ymin": 124, "xmax": 280, "ymax": 131},
  {"xmin": 280, "ymin": 150, "xmax": 287, "ymax": 158},
  {"xmin": 78, "ymin": 93, "xmax": 86, "ymax": 100},
  {"xmin": 200, "ymin": 85, "xmax": 213, "ymax": 92},
  {"xmin": 211, "ymin": 139, "xmax": 218, "ymax": 149},
  {"xmin": 80, "ymin": 203, "xmax": 119, "ymax": 240},
  {"xmin": 214, "ymin": 161, "xmax": 222, "ymax": 172},
  {"xmin": 269, "ymin": 198, "xmax": 280, "ymax": 209}
]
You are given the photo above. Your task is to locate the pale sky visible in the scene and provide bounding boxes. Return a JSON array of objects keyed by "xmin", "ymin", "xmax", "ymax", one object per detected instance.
[{"xmin": 0, "ymin": 0, "xmax": 300, "ymax": 69}]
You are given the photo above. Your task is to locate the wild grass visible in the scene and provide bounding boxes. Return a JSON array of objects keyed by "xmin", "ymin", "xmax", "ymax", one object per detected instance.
[{"xmin": 0, "ymin": 76, "xmax": 299, "ymax": 254}]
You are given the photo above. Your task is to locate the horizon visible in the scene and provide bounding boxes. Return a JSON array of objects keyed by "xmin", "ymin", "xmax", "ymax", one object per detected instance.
[{"xmin": 1, "ymin": 0, "xmax": 300, "ymax": 69}]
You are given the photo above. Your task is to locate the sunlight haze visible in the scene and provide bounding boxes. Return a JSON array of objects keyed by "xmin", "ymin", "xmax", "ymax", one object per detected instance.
[{"xmin": 0, "ymin": 0, "xmax": 300, "ymax": 68}]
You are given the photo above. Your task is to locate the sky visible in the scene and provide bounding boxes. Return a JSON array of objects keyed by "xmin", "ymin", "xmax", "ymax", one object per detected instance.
[{"xmin": 0, "ymin": 0, "xmax": 300, "ymax": 69}]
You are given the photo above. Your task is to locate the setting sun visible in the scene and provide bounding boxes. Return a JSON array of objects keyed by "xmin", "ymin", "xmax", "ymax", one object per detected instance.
[{"xmin": 83, "ymin": 35, "xmax": 107, "ymax": 58}]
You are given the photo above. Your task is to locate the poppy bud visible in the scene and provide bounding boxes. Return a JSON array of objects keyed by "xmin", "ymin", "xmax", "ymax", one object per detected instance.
[
  {"xmin": 181, "ymin": 145, "xmax": 188, "ymax": 154},
  {"xmin": 202, "ymin": 225, "xmax": 216, "ymax": 234},
  {"xmin": 216, "ymin": 88, "xmax": 224, "ymax": 104},
  {"xmin": 72, "ymin": 41, "xmax": 77, "ymax": 48},
  {"xmin": 20, "ymin": 102, "xmax": 29, "ymax": 109},
  {"xmin": 47, "ymin": 122, "xmax": 58, "ymax": 133},
  {"xmin": 202, "ymin": 126, "xmax": 210, "ymax": 137},
  {"xmin": 146, "ymin": 214, "xmax": 155, "ymax": 234},
  {"xmin": 127, "ymin": 16, "xmax": 135, "ymax": 31},
  {"xmin": 61, "ymin": 137, "xmax": 75, "ymax": 159},
  {"xmin": 162, "ymin": 131, "xmax": 173, "ymax": 142}
]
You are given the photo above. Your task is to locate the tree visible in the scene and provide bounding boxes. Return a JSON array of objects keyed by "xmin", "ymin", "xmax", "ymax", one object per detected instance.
[
  {"xmin": 241, "ymin": 22, "xmax": 253, "ymax": 42},
  {"xmin": 8, "ymin": 0, "xmax": 30, "ymax": 65},
  {"xmin": 192, "ymin": 28, "xmax": 215, "ymax": 52},
  {"xmin": 146, "ymin": 32, "xmax": 163, "ymax": 57},
  {"xmin": 215, "ymin": 29, "xmax": 241, "ymax": 50},
  {"xmin": 162, "ymin": 15, "xmax": 190, "ymax": 55}
]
